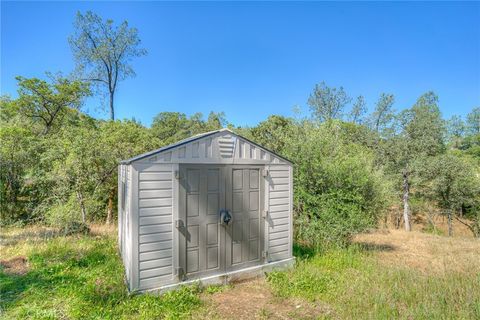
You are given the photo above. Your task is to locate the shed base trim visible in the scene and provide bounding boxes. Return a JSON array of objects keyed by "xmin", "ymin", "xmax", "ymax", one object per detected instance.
[{"xmin": 140, "ymin": 257, "xmax": 295, "ymax": 294}]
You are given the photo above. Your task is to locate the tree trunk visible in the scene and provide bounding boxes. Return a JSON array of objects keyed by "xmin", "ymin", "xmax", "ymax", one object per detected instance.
[
  {"xmin": 395, "ymin": 209, "xmax": 402, "ymax": 229},
  {"xmin": 77, "ymin": 191, "xmax": 87, "ymax": 224},
  {"xmin": 106, "ymin": 189, "xmax": 114, "ymax": 225},
  {"xmin": 454, "ymin": 216, "xmax": 479, "ymax": 238},
  {"xmin": 109, "ymin": 90, "xmax": 115, "ymax": 120},
  {"xmin": 447, "ymin": 209, "xmax": 453, "ymax": 237},
  {"xmin": 402, "ymin": 169, "xmax": 411, "ymax": 232}
]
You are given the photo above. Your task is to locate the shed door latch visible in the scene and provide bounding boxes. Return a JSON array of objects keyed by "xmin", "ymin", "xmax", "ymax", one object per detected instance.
[
  {"xmin": 175, "ymin": 219, "xmax": 184, "ymax": 229},
  {"xmin": 262, "ymin": 251, "xmax": 268, "ymax": 259},
  {"xmin": 262, "ymin": 169, "xmax": 269, "ymax": 177},
  {"xmin": 262, "ymin": 210, "xmax": 268, "ymax": 219}
]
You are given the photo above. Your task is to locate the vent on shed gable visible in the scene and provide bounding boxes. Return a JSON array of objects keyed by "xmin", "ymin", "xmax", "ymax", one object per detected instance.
[{"xmin": 218, "ymin": 135, "xmax": 235, "ymax": 158}]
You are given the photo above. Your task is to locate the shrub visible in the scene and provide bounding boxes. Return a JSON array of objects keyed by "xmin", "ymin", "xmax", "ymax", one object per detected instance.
[
  {"xmin": 45, "ymin": 195, "xmax": 90, "ymax": 234},
  {"xmin": 283, "ymin": 121, "xmax": 392, "ymax": 247}
]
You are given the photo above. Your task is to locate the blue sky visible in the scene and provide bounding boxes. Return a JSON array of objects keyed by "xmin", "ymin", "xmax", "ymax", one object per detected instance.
[{"xmin": 1, "ymin": 1, "xmax": 479, "ymax": 127}]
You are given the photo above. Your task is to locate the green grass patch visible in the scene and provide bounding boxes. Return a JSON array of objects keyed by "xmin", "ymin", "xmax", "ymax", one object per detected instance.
[{"xmin": 0, "ymin": 233, "xmax": 202, "ymax": 319}]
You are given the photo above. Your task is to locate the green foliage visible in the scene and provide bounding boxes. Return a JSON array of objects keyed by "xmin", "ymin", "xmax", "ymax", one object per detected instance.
[
  {"xmin": 45, "ymin": 195, "xmax": 84, "ymax": 227},
  {"xmin": 405, "ymin": 92, "xmax": 445, "ymax": 157},
  {"xmin": 417, "ymin": 153, "xmax": 480, "ymax": 237},
  {"xmin": 15, "ymin": 75, "xmax": 90, "ymax": 134},
  {"xmin": 1, "ymin": 92, "xmax": 163, "ymax": 226},
  {"xmin": 418, "ymin": 154, "xmax": 479, "ymax": 211},
  {"xmin": 307, "ymin": 82, "xmax": 351, "ymax": 122},
  {"xmin": 250, "ymin": 120, "xmax": 393, "ymax": 247},
  {"xmin": 368, "ymin": 93, "xmax": 395, "ymax": 135},
  {"xmin": 466, "ymin": 107, "xmax": 480, "ymax": 135},
  {"xmin": 0, "ymin": 122, "xmax": 39, "ymax": 224},
  {"xmin": 2, "ymin": 68, "xmax": 480, "ymax": 245},
  {"xmin": 422, "ymin": 222, "xmax": 445, "ymax": 236},
  {"xmin": 151, "ymin": 111, "xmax": 226, "ymax": 145},
  {"xmin": 446, "ymin": 115, "xmax": 466, "ymax": 147},
  {"xmin": 249, "ymin": 115, "xmax": 294, "ymax": 154},
  {"xmin": 348, "ymin": 95, "xmax": 367, "ymax": 124}
]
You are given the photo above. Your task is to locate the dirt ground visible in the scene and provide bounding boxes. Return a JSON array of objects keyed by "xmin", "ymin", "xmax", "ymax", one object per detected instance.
[
  {"xmin": 0, "ymin": 256, "xmax": 29, "ymax": 275},
  {"xmin": 196, "ymin": 278, "xmax": 332, "ymax": 320}
]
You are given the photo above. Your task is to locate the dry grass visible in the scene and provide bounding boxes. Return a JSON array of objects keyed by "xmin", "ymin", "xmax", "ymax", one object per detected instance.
[
  {"xmin": 89, "ymin": 223, "xmax": 116, "ymax": 236},
  {"xmin": 0, "ymin": 225, "xmax": 59, "ymax": 260},
  {"xmin": 355, "ymin": 229, "xmax": 480, "ymax": 275},
  {"xmin": 0, "ymin": 223, "xmax": 116, "ymax": 260},
  {"xmin": 385, "ymin": 208, "xmax": 476, "ymax": 238},
  {"xmin": 355, "ymin": 230, "xmax": 480, "ymax": 273}
]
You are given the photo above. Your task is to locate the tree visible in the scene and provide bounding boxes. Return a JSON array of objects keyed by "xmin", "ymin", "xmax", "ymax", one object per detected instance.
[
  {"xmin": 349, "ymin": 95, "xmax": 367, "ymax": 124},
  {"xmin": 307, "ymin": 82, "xmax": 351, "ymax": 122},
  {"xmin": 369, "ymin": 93, "xmax": 395, "ymax": 135},
  {"xmin": 282, "ymin": 121, "xmax": 392, "ymax": 246},
  {"xmin": 382, "ymin": 92, "xmax": 445, "ymax": 231},
  {"xmin": 418, "ymin": 153, "xmax": 480, "ymax": 237},
  {"xmin": 15, "ymin": 75, "xmax": 90, "ymax": 134},
  {"xmin": 0, "ymin": 123, "xmax": 38, "ymax": 223},
  {"xmin": 405, "ymin": 92, "xmax": 445, "ymax": 157},
  {"xmin": 69, "ymin": 11, "xmax": 147, "ymax": 120},
  {"xmin": 206, "ymin": 111, "xmax": 227, "ymax": 131},
  {"xmin": 250, "ymin": 115, "xmax": 294, "ymax": 154},
  {"xmin": 446, "ymin": 115, "xmax": 465, "ymax": 148},
  {"xmin": 466, "ymin": 107, "xmax": 480, "ymax": 135},
  {"xmin": 151, "ymin": 112, "xmax": 189, "ymax": 144},
  {"xmin": 97, "ymin": 120, "xmax": 161, "ymax": 224},
  {"xmin": 43, "ymin": 118, "xmax": 161, "ymax": 226},
  {"xmin": 151, "ymin": 111, "xmax": 226, "ymax": 145}
]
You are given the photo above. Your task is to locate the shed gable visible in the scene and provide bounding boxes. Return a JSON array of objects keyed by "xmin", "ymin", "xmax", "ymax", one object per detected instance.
[{"xmin": 127, "ymin": 129, "xmax": 290, "ymax": 165}]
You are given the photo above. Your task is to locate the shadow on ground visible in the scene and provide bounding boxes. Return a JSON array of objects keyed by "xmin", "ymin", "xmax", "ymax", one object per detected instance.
[{"xmin": 355, "ymin": 242, "xmax": 396, "ymax": 252}]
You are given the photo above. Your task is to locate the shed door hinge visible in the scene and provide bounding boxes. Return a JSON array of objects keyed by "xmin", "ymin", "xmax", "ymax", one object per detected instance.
[
  {"xmin": 262, "ymin": 210, "xmax": 269, "ymax": 219},
  {"xmin": 174, "ymin": 170, "xmax": 180, "ymax": 179},
  {"xmin": 262, "ymin": 250, "xmax": 268, "ymax": 259},
  {"xmin": 176, "ymin": 267, "xmax": 185, "ymax": 279},
  {"xmin": 262, "ymin": 169, "xmax": 269, "ymax": 177}
]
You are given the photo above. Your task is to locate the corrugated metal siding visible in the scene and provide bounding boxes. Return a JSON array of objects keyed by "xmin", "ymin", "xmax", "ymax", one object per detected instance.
[
  {"xmin": 267, "ymin": 165, "xmax": 292, "ymax": 262},
  {"xmin": 137, "ymin": 164, "xmax": 174, "ymax": 290}
]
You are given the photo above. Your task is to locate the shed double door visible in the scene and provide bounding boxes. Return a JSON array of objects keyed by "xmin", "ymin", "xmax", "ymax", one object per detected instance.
[{"xmin": 179, "ymin": 165, "xmax": 264, "ymax": 280}]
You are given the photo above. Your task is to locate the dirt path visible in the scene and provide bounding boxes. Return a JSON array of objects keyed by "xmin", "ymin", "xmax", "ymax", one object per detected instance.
[{"xmin": 196, "ymin": 278, "xmax": 331, "ymax": 319}]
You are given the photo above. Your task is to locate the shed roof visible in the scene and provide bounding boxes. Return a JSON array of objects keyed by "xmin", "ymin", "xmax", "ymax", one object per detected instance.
[{"xmin": 120, "ymin": 128, "xmax": 292, "ymax": 165}]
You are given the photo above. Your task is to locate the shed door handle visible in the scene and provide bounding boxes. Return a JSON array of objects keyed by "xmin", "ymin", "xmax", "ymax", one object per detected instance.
[{"xmin": 220, "ymin": 209, "xmax": 232, "ymax": 226}]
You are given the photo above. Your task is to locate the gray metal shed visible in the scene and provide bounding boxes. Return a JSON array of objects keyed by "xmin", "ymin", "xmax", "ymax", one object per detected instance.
[{"xmin": 118, "ymin": 128, "xmax": 294, "ymax": 293}]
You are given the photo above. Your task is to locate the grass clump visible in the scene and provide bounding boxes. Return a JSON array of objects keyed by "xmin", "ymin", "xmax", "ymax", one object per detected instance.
[{"xmin": 267, "ymin": 245, "xmax": 365, "ymax": 301}]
